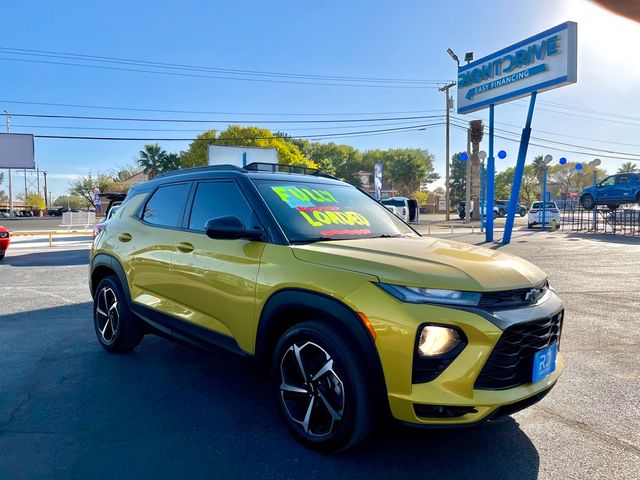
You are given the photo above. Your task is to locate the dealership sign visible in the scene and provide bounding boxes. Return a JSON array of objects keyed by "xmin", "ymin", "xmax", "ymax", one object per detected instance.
[{"xmin": 457, "ymin": 22, "xmax": 577, "ymax": 114}]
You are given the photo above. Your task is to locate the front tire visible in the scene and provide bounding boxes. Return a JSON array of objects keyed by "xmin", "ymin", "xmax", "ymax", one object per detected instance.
[
  {"xmin": 580, "ymin": 194, "xmax": 595, "ymax": 210},
  {"xmin": 93, "ymin": 276, "xmax": 144, "ymax": 353},
  {"xmin": 271, "ymin": 321, "xmax": 374, "ymax": 452}
]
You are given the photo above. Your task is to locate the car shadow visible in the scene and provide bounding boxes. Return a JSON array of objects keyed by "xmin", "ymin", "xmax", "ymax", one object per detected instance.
[
  {"xmin": 565, "ymin": 232, "xmax": 640, "ymax": 245},
  {"xmin": 1, "ymin": 303, "xmax": 540, "ymax": 479},
  {"xmin": 0, "ymin": 249, "xmax": 90, "ymax": 267}
]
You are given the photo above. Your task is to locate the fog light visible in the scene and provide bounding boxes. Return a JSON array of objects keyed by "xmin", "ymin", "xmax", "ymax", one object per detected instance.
[{"xmin": 418, "ymin": 325, "xmax": 461, "ymax": 357}]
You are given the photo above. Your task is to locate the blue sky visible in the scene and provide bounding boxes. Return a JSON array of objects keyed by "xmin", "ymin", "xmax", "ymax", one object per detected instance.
[{"xmin": 1, "ymin": 0, "xmax": 639, "ymax": 199}]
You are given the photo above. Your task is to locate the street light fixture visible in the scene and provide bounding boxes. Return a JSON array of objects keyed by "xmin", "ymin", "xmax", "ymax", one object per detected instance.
[{"xmin": 447, "ymin": 48, "xmax": 460, "ymax": 67}]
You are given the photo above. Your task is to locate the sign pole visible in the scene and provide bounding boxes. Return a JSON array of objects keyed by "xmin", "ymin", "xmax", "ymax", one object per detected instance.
[
  {"xmin": 465, "ymin": 129, "xmax": 471, "ymax": 223},
  {"xmin": 486, "ymin": 104, "xmax": 495, "ymax": 242},
  {"xmin": 542, "ymin": 167, "xmax": 548, "ymax": 230},
  {"xmin": 503, "ymin": 91, "xmax": 537, "ymax": 244}
]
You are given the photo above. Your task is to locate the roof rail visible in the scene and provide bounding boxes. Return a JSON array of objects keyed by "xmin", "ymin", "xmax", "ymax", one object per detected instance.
[
  {"xmin": 153, "ymin": 164, "xmax": 246, "ymax": 179},
  {"xmin": 244, "ymin": 162, "xmax": 339, "ymax": 180}
]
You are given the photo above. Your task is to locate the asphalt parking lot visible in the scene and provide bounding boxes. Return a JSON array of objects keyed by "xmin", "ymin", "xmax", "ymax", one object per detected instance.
[{"xmin": 1, "ymin": 230, "xmax": 639, "ymax": 479}]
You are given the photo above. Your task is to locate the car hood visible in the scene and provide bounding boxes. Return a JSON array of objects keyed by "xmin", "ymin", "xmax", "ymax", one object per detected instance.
[{"xmin": 292, "ymin": 236, "xmax": 546, "ymax": 292}]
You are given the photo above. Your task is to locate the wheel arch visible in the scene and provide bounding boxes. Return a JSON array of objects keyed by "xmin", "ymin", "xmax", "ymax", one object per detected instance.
[
  {"xmin": 90, "ymin": 253, "xmax": 131, "ymax": 302},
  {"xmin": 255, "ymin": 288, "xmax": 389, "ymax": 410}
]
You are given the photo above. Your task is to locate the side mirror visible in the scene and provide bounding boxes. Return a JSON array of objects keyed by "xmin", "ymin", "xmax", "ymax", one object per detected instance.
[{"xmin": 205, "ymin": 216, "xmax": 264, "ymax": 241}]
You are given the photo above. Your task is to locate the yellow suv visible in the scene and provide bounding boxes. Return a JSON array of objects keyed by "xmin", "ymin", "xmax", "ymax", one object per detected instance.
[{"xmin": 90, "ymin": 163, "xmax": 564, "ymax": 451}]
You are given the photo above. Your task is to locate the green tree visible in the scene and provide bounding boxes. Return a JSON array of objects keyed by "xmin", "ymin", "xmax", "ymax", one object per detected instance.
[
  {"xmin": 25, "ymin": 193, "xmax": 45, "ymax": 210},
  {"xmin": 492, "ymin": 165, "xmax": 538, "ymax": 205},
  {"xmin": 530, "ymin": 155, "xmax": 547, "ymax": 187},
  {"xmin": 113, "ymin": 163, "xmax": 143, "ymax": 181},
  {"xmin": 617, "ymin": 161, "xmax": 639, "ymax": 173},
  {"xmin": 215, "ymin": 125, "xmax": 315, "ymax": 168},
  {"xmin": 549, "ymin": 162, "xmax": 607, "ymax": 199},
  {"xmin": 0, "ymin": 172, "xmax": 6, "ymax": 203},
  {"xmin": 53, "ymin": 194, "xmax": 90, "ymax": 210},
  {"xmin": 137, "ymin": 143, "xmax": 179, "ymax": 178},
  {"xmin": 450, "ymin": 152, "xmax": 467, "ymax": 206},
  {"xmin": 305, "ymin": 142, "xmax": 363, "ymax": 185},
  {"xmin": 179, "ymin": 126, "xmax": 315, "ymax": 169},
  {"xmin": 68, "ymin": 173, "xmax": 114, "ymax": 208},
  {"xmin": 362, "ymin": 148, "xmax": 439, "ymax": 196},
  {"xmin": 180, "ymin": 130, "xmax": 217, "ymax": 168}
]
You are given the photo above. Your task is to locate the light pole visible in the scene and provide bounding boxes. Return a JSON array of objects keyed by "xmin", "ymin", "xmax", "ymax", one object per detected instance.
[{"xmin": 444, "ymin": 48, "xmax": 460, "ymax": 222}]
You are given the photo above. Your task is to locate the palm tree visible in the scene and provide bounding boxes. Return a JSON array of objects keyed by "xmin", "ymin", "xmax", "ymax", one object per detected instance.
[
  {"xmin": 617, "ymin": 161, "xmax": 639, "ymax": 174},
  {"xmin": 531, "ymin": 155, "xmax": 547, "ymax": 190},
  {"xmin": 469, "ymin": 120, "xmax": 484, "ymax": 218},
  {"xmin": 137, "ymin": 143, "xmax": 167, "ymax": 178}
]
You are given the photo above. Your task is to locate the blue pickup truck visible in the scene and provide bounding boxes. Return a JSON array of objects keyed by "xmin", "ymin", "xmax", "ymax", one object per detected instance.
[{"xmin": 580, "ymin": 173, "xmax": 640, "ymax": 210}]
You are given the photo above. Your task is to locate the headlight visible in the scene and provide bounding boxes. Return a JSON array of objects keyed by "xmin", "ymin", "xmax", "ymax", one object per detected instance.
[
  {"xmin": 0, "ymin": 231, "xmax": 8, "ymax": 238},
  {"xmin": 378, "ymin": 283, "xmax": 481, "ymax": 306},
  {"xmin": 418, "ymin": 325, "xmax": 461, "ymax": 357}
]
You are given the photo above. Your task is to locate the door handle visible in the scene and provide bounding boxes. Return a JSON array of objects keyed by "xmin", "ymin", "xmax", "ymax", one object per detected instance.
[
  {"xmin": 118, "ymin": 233, "xmax": 132, "ymax": 242},
  {"xmin": 176, "ymin": 242, "xmax": 194, "ymax": 253}
]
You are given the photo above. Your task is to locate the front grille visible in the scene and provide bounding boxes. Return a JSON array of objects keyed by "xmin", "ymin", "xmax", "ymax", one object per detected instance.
[
  {"xmin": 479, "ymin": 283, "xmax": 548, "ymax": 309},
  {"xmin": 475, "ymin": 311, "xmax": 563, "ymax": 390}
]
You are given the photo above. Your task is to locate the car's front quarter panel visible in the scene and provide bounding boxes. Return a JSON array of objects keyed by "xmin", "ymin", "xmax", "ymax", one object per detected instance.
[{"xmin": 343, "ymin": 282, "xmax": 565, "ymax": 426}]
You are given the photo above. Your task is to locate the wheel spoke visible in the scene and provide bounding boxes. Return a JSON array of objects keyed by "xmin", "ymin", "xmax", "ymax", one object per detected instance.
[
  {"xmin": 108, "ymin": 301, "xmax": 118, "ymax": 312},
  {"xmin": 302, "ymin": 396, "xmax": 315, "ymax": 433},
  {"xmin": 100, "ymin": 317, "xmax": 111, "ymax": 336},
  {"xmin": 312, "ymin": 359, "xmax": 334, "ymax": 381},
  {"xmin": 102, "ymin": 288, "xmax": 108, "ymax": 311},
  {"xmin": 280, "ymin": 382, "xmax": 308, "ymax": 394},
  {"xmin": 96, "ymin": 306, "xmax": 107, "ymax": 317},
  {"xmin": 293, "ymin": 344, "xmax": 307, "ymax": 380},
  {"xmin": 318, "ymin": 391, "xmax": 342, "ymax": 421}
]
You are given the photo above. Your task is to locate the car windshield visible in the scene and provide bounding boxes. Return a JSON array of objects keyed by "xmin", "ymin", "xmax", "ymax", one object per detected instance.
[
  {"xmin": 381, "ymin": 199, "xmax": 404, "ymax": 207},
  {"xmin": 254, "ymin": 179, "xmax": 417, "ymax": 243}
]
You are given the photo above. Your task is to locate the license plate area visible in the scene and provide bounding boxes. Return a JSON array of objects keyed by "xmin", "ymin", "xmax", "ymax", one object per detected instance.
[{"xmin": 532, "ymin": 343, "xmax": 558, "ymax": 383}]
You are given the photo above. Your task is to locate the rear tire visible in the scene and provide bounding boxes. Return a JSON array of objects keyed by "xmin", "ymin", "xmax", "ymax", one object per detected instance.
[
  {"xmin": 528, "ymin": 223, "xmax": 534, "ymax": 229},
  {"xmin": 0, "ymin": 252, "xmax": 4, "ymax": 261},
  {"xmin": 93, "ymin": 275, "xmax": 144, "ymax": 353},
  {"xmin": 271, "ymin": 321, "xmax": 374, "ymax": 452},
  {"xmin": 580, "ymin": 194, "xmax": 595, "ymax": 210}
]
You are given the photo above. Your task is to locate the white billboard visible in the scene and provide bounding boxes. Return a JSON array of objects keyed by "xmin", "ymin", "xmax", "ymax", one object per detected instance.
[
  {"xmin": 457, "ymin": 21, "xmax": 577, "ymax": 114},
  {"xmin": 0, "ymin": 133, "xmax": 35, "ymax": 169},
  {"xmin": 208, "ymin": 145, "xmax": 278, "ymax": 167}
]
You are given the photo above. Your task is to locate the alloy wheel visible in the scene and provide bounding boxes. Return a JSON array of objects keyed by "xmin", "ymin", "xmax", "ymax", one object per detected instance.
[
  {"xmin": 95, "ymin": 287, "xmax": 120, "ymax": 345},
  {"xmin": 279, "ymin": 341, "xmax": 345, "ymax": 437}
]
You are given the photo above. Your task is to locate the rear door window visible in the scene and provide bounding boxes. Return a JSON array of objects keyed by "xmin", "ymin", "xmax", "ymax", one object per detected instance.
[{"xmin": 142, "ymin": 183, "xmax": 190, "ymax": 228}]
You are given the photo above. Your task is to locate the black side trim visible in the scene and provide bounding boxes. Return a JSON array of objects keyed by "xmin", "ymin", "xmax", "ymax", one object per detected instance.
[{"xmin": 130, "ymin": 303, "xmax": 247, "ymax": 357}]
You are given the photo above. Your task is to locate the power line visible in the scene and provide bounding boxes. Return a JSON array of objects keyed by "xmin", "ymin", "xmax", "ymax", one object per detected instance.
[
  {"xmin": 0, "ymin": 51, "xmax": 444, "ymax": 89},
  {"xmin": 450, "ymin": 123, "xmax": 640, "ymax": 160},
  {"xmin": 8, "ymin": 112, "xmax": 445, "ymax": 124},
  {"xmin": 10, "ymin": 119, "xmax": 431, "ymax": 133},
  {"xmin": 31, "ymin": 122, "xmax": 445, "ymax": 141},
  {"xmin": 0, "ymin": 99, "xmax": 442, "ymax": 116},
  {"xmin": 0, "ymin": 46, "xmax": 448, "ymax": 85},
  {"xmin": 453, "ymin": 114, "xmax": 640, "ymax": 148}
]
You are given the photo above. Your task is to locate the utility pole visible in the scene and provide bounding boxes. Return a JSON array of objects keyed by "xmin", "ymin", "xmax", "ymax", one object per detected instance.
[
  {"xmin": 439, "ymin": 81, "xmax": 456, "ymax": 221},
  {"xmin": 24, "ymin": 168, "xmax": 28, "ymax": 206},
  {"xmin": 43, "ymin": 171, "xmax": 49, "ymax": 209},
  {"xmin": 36, "ymin": 166, "xmax": 41, "ymax": 197},
  {"xmin": 4, "ymin": 111, "xmax": 12, "ymax": 217},
  {"xmin": 465, "ymin": 128, "xmax": 471, "ymax": 223}
]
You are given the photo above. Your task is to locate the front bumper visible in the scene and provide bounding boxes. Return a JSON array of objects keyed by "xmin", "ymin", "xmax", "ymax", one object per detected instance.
[{"xmin": 343, "ymin": 283, "xmax": 565, "ymax": 426}]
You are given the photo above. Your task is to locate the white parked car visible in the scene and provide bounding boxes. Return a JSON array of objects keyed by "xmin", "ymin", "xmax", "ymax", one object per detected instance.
[
  {"xmin": 381, "ymin": 197, "xmax": 419, "ymax": 223},
  {"xmin": 528, "ymin": 201, "xmax": 560, "ymax": 228}
]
